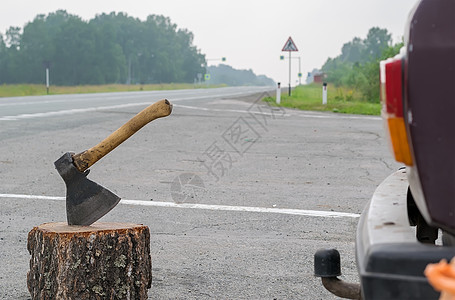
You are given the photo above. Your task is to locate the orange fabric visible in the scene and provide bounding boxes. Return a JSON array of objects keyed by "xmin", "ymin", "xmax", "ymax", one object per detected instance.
[{"xmin": 425, "ymin": 259, "xmax": 455, "ymax": 300}]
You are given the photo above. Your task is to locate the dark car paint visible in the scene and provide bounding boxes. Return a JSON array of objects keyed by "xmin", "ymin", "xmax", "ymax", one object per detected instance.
[{"xmin": 404, "ymin": 0, "xmax": 455, "ymax": 234}]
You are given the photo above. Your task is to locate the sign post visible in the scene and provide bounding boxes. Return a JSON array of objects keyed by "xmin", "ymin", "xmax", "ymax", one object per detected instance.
[
  {"xmin": 204, "ymin": 73, "xmax": 211, "ymax": 87},
  {"xmin": 43, "ymin": 61, "xmax": 51, "ymax": 95},
  {"xmin": 282, "ymin": 37, "xmax": 299, "ymax": 96},
  {"xmin": 280, "ymin": 55, "xmax": 302, "ymax": 85},
  {"xmin": 297, "ymin": 57, "xmax": 302, "ymax": 86}
]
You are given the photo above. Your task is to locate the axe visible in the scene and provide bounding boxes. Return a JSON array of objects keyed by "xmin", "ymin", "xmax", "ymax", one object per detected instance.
[{"xmin": 54, "ymin": 99, "xmax": 172, "ymax": 226}]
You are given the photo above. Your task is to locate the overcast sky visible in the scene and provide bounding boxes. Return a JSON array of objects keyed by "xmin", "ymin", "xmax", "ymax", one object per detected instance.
[{"xmin": 0, "ymin": 0, "xmax": 418, "ymax": 84}]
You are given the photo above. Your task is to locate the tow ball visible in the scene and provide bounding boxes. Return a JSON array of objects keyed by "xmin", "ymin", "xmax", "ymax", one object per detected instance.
[{"xmin": 314, "ymin": 248, "xmax": 362, "ymax": 299}]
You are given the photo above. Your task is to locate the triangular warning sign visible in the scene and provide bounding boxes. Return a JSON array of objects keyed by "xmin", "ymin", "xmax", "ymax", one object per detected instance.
[{"xmin": 282, "ymin": 37, "xmax": 298, "ymax": 52}]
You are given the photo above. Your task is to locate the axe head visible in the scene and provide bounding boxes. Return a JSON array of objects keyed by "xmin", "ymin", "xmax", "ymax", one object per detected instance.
[{"xmin": 54, "ymin": 152, "xmax": 121, "ymax": 226}]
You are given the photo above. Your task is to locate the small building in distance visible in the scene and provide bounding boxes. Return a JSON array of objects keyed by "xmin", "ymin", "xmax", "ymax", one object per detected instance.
[
  {"xmin": 313, "ymin": 72, "xmax": 327, "ymax": 84},
  {"xmin": 306, "ymin": 69, "xmax": 327, "ymax": 84}
]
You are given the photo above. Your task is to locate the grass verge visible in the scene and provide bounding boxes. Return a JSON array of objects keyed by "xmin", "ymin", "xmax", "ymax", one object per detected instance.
[
  {"xmin": 0, "ymin": 83, "xmax": 226, "ymax": 98},
  {"xmin": 264, "ymin": 84, "xmax": 381, "ymax": 115}
]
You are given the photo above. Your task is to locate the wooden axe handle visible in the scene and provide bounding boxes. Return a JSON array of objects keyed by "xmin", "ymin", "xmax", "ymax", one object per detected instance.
[{"xmin": 72, "ymin": 99, "xmax": 172, "ymax": 172}]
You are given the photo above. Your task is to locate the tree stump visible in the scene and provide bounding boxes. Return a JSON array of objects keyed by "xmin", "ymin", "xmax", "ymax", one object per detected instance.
[{"xmin": 27, "ymin": 222, "xmax": 152, "ymax": 300}]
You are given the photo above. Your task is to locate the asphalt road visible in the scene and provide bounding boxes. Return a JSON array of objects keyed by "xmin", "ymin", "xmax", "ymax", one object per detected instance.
[{"xmin": 0, "ymin": 87, "xmax": 401, "ymax": 299}]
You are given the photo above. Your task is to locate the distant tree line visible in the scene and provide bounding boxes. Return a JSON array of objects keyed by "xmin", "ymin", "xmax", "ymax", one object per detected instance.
[
  {"xmin": 207, "ymin": 64, "xmax": 275, "ymax": 86},
  {"xmin": 321, "ymin": 27, "xmax": 403, "ymax": 102},
  {"xmin": 0, "ymin": 10, "xmax": 206, "ymax": 85}
]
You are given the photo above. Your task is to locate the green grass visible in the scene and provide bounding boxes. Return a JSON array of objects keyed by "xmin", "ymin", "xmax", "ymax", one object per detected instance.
[
  {"xmin": 265, "ymin": 84, "xmax": 381, "ymax": 115},
  {"xmin": 0, "ymin": 83, "xmax": 227, "ymax": 98}
]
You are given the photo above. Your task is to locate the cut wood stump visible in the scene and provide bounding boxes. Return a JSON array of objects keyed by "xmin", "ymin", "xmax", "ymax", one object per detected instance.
[{"xmin": 27, "ymin": 222, "xmax": 152, "ymax": 300}]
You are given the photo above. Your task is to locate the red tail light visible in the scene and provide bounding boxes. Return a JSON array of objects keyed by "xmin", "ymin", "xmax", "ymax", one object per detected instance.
[{"xmin": 380, "ymin": 49, "xmax": 413, "ymax": 166}]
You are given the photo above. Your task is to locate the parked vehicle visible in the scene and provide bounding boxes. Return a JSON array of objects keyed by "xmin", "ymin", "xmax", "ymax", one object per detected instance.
[{"xmin": 314, "ymin": 0, "xmax": 455, "ymax": 299}]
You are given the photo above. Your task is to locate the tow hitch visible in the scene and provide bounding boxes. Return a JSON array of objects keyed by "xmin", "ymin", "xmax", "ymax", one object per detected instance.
[{"xmin": 314, "ymin": 248, "xmax": 362, "ymax": 299}]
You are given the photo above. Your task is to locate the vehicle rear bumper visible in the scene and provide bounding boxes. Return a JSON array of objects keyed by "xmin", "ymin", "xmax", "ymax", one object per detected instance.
[{"xmin": 356, "ymin": 169, "xmax": 455, "ymax": 299}]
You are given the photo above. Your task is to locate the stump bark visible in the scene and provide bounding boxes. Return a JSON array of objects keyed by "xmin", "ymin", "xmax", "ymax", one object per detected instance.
[{"xmin": 27, "ymin": 222, "xmax": 152, "ymax": 300}]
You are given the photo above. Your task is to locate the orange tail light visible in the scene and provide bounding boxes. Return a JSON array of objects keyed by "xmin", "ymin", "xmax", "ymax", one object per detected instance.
[{"xmin": 380, "ymin": 49, "xmax": 414, "ymax": 166}]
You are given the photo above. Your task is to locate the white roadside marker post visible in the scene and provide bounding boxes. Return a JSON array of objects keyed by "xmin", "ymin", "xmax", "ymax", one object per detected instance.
[
  {"xmin": 46, "ymin": 68, "xmax": 50, "ymax": 95},
  {"xmin": 322, "ymin": 82, "xmax": 328, "ymax": 105},
  {"xmin": 276, "ymin": 82, "xmax": 281, "ymax": 105}
]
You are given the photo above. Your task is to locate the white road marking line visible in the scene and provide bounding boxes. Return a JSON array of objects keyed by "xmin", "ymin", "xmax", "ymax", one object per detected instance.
[
  {"xmin": 175, "ymin": 104, "xmax": 380, "ymax": 121},
  {"xmin": 173, "ymin": 104, "xmax": 291, "ymax": 117},
  {"xmin": 0, "ymin": 102, "xmax": 155, "ymax": 121},
  {"xmin": 121, "ymin": 199, "xmax": 360, "ymax": 218},
  {"xmin": 0, "ymin": 193, "xmax": 360, "ymax": 218},
  {"xmin": 0, "ymin": 90, "xmax": 204, "ymax": 107},
  {"xmin": 0, "ymin": 96, "xmax": 205, "ymax": 121},
  {"xmin": 0, "ymin": 96, "xmax": 135, "ymax": 107},
  {"xmin": 0, "ymin": 194, "xmax": 65, "ymax": 201},
  {"xmin": 297, "ymin": 113, "xmax": 381, "ymax": 121}
]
